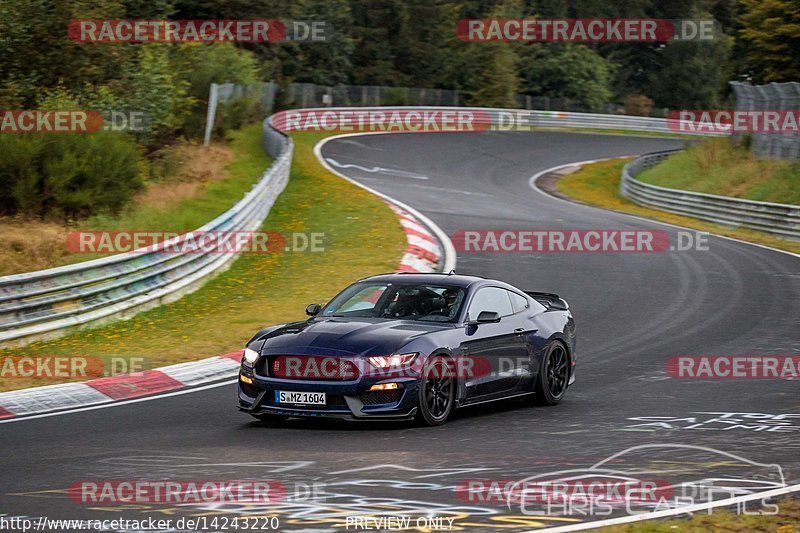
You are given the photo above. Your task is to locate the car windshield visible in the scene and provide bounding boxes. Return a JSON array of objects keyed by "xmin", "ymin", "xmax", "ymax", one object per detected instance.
[{"xmin": 321, "ymin": 282, "xmax": 466, "ymax": 323}]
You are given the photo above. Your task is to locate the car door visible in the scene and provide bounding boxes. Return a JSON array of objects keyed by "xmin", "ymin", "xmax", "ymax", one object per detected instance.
[{"xmin": 460, "ymin": 287, "xmax": 528, "ymax": 398}]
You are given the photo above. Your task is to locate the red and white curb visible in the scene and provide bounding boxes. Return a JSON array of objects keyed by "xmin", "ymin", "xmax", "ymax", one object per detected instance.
[
  {"xmin": 388, "ymin": 204, "xmax": 442, "ymax": 273},
  {"xmin": 0, "ymin": 351, "xmax": 243, "ymax": 420}
]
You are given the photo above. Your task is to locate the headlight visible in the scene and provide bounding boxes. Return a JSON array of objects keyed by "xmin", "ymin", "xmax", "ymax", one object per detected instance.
[
  {"xmin": 243, "ymin": 348, "xmax": 259, "ymax": 364},
  {"xmin": 368, "ymin": 353, "xmax": 418, "ymax": 369}
]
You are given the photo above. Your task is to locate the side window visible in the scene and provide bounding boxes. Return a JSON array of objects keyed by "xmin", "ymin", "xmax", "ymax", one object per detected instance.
[
  {"xmin": 508, "ymin": 291, "xmax": 529, "ymax": 313},
  {"xmin": 468, "ymin": 287, "xmax": 513, "ymax": 318}
]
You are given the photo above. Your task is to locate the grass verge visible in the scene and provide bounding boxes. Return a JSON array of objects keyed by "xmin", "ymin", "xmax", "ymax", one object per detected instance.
[
  {"xmin": 0, "ymin": 128, "xmax": 407, "ymax": 392},
  {"xmin": 637, "ymin": 137, "xmax": 800, "ymax": 204},
  {"xmin": 0, "ymin": 138, "xmax": 250, "ymax": 275},
  {"xmin": 599, "ymin": 497, "xmax": 800, "ymax": 532},
  {"xmin": 554, "ymin": 158, "xmax": 800, "ymax": 255}
]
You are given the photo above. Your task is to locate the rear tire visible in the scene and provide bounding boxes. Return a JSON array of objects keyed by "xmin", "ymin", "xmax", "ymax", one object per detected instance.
[
  {"xmin": 416, "ymin": 355, "xmax": 455, "ymax": 426},
  {"xmin": 533, "ymin": 341, "xmax": 570, "ymax": 405}
]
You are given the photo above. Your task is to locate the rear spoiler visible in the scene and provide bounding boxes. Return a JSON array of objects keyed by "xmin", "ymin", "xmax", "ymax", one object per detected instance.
[{"xmin": 524, "ymin": 291, "xmax": 569, "ymax": 310}]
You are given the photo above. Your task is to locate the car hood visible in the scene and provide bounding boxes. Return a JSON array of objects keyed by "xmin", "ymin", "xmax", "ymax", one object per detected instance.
[{"xmin": 255, "ymin": 318, "xmax": 450, "ymax": 357}]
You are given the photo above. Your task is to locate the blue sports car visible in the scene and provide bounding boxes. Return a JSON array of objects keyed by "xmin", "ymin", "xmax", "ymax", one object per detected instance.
[{"xmin": 238, "ymin": 272, "xmax": 576, "ymax": 426}]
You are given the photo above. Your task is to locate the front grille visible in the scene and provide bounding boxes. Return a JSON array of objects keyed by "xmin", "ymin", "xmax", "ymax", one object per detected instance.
[
  {"xmin": 327, "ymin": 395, "xmax": 349, "ymax": 407},
  {"xmin": 360, "ymin": 389, "xmax": 403, "ymax": 405},
  {"xmin": 269, "ymin": 355, "xmax": 360, "ymax": 381}
]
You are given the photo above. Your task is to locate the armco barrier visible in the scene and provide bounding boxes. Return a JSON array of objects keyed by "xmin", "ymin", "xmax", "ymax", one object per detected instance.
[
  {"xmin": 620, "ymin": 150, "xmax": 800, "ymax": 239},
  {"xmin": 0, "ymin": 107, "xmax": 727, "ymax": 346},
  {"xmin": 0, "ymin": 118, "xmax": 292, "ymax": 346},
  {"xmin": 272, "ymin": 106, "xmax": 715, "ymax": 135}
]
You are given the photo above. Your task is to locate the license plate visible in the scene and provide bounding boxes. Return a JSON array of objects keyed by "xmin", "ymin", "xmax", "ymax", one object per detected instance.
[{"xmin": 275, "ymin": 390, "xmax": 326, "ymax": 405}]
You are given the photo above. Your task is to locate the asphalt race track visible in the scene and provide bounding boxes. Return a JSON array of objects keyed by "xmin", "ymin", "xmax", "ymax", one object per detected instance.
[{"xmin": 1, "ymin": 130, "xmax": 799, "ymax": 532}]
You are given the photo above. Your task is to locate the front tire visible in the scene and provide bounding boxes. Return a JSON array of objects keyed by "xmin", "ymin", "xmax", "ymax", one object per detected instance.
[
  {"xmin": 533, "ymin": 341, "xmax": 570, "ymax": 405},
  {"xmin": 416, "ymin": 355, "xmax": 455, "ymax": 426}
]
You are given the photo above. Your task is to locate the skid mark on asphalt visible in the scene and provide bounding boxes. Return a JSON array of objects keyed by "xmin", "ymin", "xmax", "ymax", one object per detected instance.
[
  {"xmin": 7, "ymin": 447, "xmax": 798, "ymax": 531},
  {"xmin": 325, "ymin": 158, "xmax": 430, "ymax": 180}
]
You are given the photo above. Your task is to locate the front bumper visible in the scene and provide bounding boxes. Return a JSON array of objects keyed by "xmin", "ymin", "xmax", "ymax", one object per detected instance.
[{"xmin": 237, "ymin": 361, "xmax": 420, "ymax": 421}]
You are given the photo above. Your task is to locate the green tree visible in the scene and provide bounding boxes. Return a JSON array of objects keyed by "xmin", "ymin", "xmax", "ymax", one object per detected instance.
[
  {"xmin": 389, "ymin": 0, "xmax": 465, "ymax": 89},
  {"xmin": 469, "ymin": 43, "xmax": 521, "ymax": 107},
  {"xmin": 738, "ymin": 0, "xmax": 800, "ymax": 82},
  {"xmin": 519, "ymin": 44, "xmax": 613, "ymax": 111},
  {"xmin": 460, "ymin": 0, "xmax": 522, "ymax": 108},
  {"xmin": 174, "ymin": 43, "xmax": 262, "ymax": 136},
  {"xmin": 0, "ymin": 0, "xmax": 136, "ymax": 107},
  {"xmin": 126, "ymin": 46, "xmax": 192, "ymax": 145},
  {"xmin": 646, "ymin": 37, "xmax": 733, "ymax": 109},
  {"xmin": 349, "ymin": 0, "xmax": 411, "ymax": 85},
  {"xmin": 290, "ymin": 0, "xmax": 354, "ymax": 86},
  {"xmin": 175, "ymin": 43, "xmax": 260, "ymax": 103}
]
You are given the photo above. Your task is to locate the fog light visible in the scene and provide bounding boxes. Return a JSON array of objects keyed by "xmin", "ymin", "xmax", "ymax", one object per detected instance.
[
  {"xmin": 240, "ymin": 374, "xmax": 254, "ymax": 384},
  {"xmin": 369, "ymin": 383, "xmax": 399, "ymax": 391}
]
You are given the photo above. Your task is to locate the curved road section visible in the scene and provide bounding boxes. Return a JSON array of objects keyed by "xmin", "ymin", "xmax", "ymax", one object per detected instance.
[{"xmin": 1, "ymin": 130, "xmax": 798, "ymax": 532}]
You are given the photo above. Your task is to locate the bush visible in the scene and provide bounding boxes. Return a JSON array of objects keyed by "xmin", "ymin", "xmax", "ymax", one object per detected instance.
[
  {"xmin": 215, "ymin": 95, "xmax": 265, "ymax": 136},
  {"xmin": 383, "ymin": 87, "xmax": 411, "ymax": 106},
  {"xmin": 0, "ymin": 133, "xmax": 142, "ymax": 220},
  {"xmin": 520, "ymin": 44, "xmax": 614, "ymax": 112},
  {"xmin": 174, "ymin": 43, "xmax": 261, "ymax": 138},
  {"xmin": 126, "ymin": 46, "xmax": 193, "ymax": 147}
]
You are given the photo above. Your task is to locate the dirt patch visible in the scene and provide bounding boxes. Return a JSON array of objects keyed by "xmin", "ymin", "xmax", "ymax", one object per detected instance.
[
  {"xmin": 137, "ymin": 143, "xmax": 234, "ymax": 210},
  {"xmin": 535, "ymin": 171, "xmax": 589, "ymax": 204},
  {"xmin": 0, "ymin": 219, "xmax": 71, "ymax": 276}
]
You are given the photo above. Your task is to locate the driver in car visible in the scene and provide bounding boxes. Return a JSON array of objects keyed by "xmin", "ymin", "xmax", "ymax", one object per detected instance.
[{"xmin": 438, "ymin": 288, "xmax": 460, "ymax": 317}]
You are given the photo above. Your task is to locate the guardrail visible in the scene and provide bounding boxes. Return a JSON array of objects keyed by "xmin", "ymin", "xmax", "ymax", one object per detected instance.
[
  {"xmin": 620, "ymin": 150, "xmax": 800, "ymax": 239},
  {"xmin": 0, "ymin": 106, "xmax": 731, "ymax": 346},
  {"xmin": 480, "ymin": 109, "xmax": 682, "ymax": 133},
  {"xmin": 271, "ymin": 106, "xmax": 729, "ymax": 136},
  {"xmin": 0, "ymin": 118, "xmax": 292, "ymax": 346}
]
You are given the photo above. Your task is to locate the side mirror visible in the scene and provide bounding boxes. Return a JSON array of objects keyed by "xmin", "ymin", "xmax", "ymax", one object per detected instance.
[
  {"xmin": 306, "ymin": 303, "xmax": 322, "ymax": 316},
  {"xmin": 468, "ymin": 310, "xmax": 501, "ymax": 325}
]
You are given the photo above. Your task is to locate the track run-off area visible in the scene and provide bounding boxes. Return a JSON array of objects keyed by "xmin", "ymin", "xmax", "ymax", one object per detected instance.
[{"xmin": 1, "ymin": 130, "xmax": 798, "ymax": 532}]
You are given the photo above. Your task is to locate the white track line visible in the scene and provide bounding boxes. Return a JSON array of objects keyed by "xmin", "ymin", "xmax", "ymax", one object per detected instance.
[
  {"xmin": 314, "ymin": 133, "xmax": 457, "ymax": 273},
  {"xmin": 528, "ymin": 159, "xmax": 800, "ymax": 260},
  {"xmin": 0, "ymin": 379, "xmax": 237, "ymax": 425}
]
